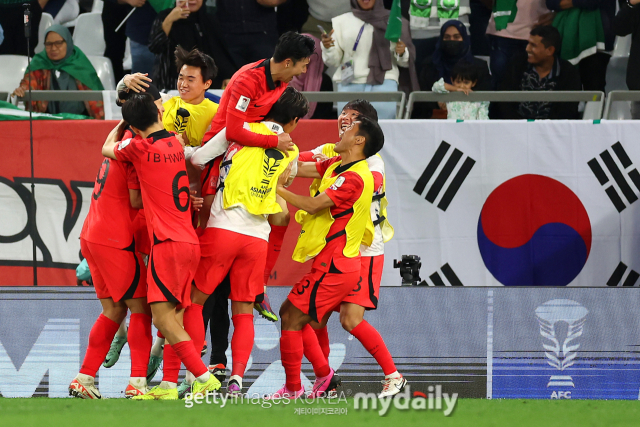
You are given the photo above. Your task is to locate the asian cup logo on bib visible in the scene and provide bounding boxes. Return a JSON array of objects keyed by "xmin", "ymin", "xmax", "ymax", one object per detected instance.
[{"xmin": 477, "ymin": 174, "xmax": 592, "ymax": 286}]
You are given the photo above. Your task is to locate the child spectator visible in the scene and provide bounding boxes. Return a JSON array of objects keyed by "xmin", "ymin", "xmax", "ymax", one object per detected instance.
[{"xmin": 432, "ymin": 60, "xmax": 489, "ymax": 120}]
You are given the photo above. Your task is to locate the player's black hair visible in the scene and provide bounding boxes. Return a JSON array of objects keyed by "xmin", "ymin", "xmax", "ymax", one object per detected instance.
[
  {"xmin": 175, "ymin": 46, "xmax": 218, "ymax": 83},
  {"xmin": 122, "ymin": 93, "xmax": 159, "ymax": 131},
  {"xmin": 273, "ymin": 31, "xmax": 315, "ymax": 64},
  {"xmin": 342, "ymin": 99, "xmax": 379, "ymax": 122},
  {"xmin": 116, "ymin": 83, "xmax": 161, "ymax": 106},
  {"xmin": 530, "ymin": 25, "xmax": 562, "ymax": 56},
  {"xmin": 357, "ymin": 116, "xmax": 385, "ymax": 158},
  {"xmin": 264, "ymin": 87, "xmax": 310, "ymax": 124},
  {"xmin": 451, "ymin": 60, "xmax": 479, "ymax": 83}
]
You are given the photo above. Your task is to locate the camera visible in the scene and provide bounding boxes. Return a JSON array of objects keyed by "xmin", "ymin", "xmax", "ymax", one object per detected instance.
[{"xmin": 393, "ymin": 255, "xmax": 426, "ymax": 286}]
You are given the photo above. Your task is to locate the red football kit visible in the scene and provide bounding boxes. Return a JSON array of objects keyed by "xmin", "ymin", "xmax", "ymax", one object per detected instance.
[
  {"xmin": 115, "ymin": 129, "xmax": 200, "ymax": 307},
  {"xmin": 288, "ymin": 157, "xmax": 366, "ymax": 322},
  {"xmin": 80, "ymin": 157, "xmax": 146, "ymax": 302},
  {"xmin": 204, "ymin": 58, "xmax": 288, "ymax": 149}
]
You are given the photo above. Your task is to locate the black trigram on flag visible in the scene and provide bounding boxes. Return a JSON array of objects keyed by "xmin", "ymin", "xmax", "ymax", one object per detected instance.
[
  {"xmin": 413, "ymin": 140, "xmax": 475, "ymax": 211},
  {"xmin": 421, "ymin": 263, "xmax": 464, "ymax": 286},
  {"xmin": 588, "ymin": 142, "xmax": 640, "ymax": 212},
  {"xmin": 607, "ymin": 262, "xmax": 640, "ymax": 287}
]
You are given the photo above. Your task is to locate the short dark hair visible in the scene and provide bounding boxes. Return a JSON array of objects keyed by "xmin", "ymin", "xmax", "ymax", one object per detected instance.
[
  {"xmin": 357, "ymin": 116, "xmax": 385, "ymax": 158},
  {"xmin": 175, "ymin": 46, "xmax": 218, "ymax": 83},
  {"xmin": 273, "ymin": 31, "xmax": 315, "ymax": 63},
  {"xmin": 122, "ymin": 93, "xmax": 159, "ymax": 131},
  {"xmin": 116, "ymin": 83, "xmax": 161, "ymax": 106},
  {"xmin": 265, "ymin": 87, "xmax": 309, "ymax": 124},
  {"xmin": 451, "ymin": 60, "xmax": 479, "ymax": 83},
  {"xmin": 530, "ymin": 25, "xmax": 562, "ymax": 56},
  {"xmin": 342, "ymin": 99, "xmax": 379, "ymax": 122}
]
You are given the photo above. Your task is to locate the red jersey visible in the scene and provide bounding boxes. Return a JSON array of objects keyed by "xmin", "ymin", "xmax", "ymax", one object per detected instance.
[
  {"xmin": 114, "ymin": 129, "xmax": 198, "ymax": 245},
  {"xmin": 204, "ymin": 59, "xmax": 287, "ymax": 149},
  {"xmin": 80, "ymin": 158, "xmax": 139, "ymax": 249},
  {"xmin": 312, "ymin": 157, "xmax": 366, "ymax": 273}
]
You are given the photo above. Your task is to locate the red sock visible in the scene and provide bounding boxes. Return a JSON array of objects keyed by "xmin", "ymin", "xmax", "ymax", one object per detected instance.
[
  {"xmin": 231, "ymin": 313, "xmax": 254, "ymax": 377},
  {"xmin": 157, "ymin": 330, "xmax": 164, "ymax": 339},
  {"xmin": 350, "ymin": 320, "xmax": 396, "ymax": 376},
  {"xmin": 302, "ymin": 324, "xmax": 330, "ymax": 377},
  {"xmin": 264, "ymin": 225, "xmax": 287, "ymax": 283},
  {"xmin": 280, "ymin": 330, "xmax": 303, "ymax": 391},
  {"xmin": 80, "ymin": 314, "xmax": 120, "ymax": 377},
  {"xmin": 162, "ymin": 344, "xmax": 181, "ymax": 383},
  {"xmin": 314, "ymin": 326, "xmax": 330, "ymax": 360},
  {"xmin": 173, "ymin": 340, "xmax": 208, "ymax": 378},
  {"xmin": 128, "ymin": 313, "xmax": 152, "ymax": 378},
  {"xmin": 183, "ymin": 303, "xmax": 205, "ymax": 355}
]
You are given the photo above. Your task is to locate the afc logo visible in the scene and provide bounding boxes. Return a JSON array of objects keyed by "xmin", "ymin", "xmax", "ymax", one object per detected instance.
[{"xmin": 550, "ymin": 391, "xmax": 572, "ymax": 399}]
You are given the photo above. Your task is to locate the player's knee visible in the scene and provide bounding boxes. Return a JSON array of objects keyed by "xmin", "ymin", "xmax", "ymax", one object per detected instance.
[
  {"xmin": 104, "ymin": 306, "xmax": 127, "ymax": 324},
  {"xmin": 339, "ymin": 313, "xmax": 361, "ymax": 332}
]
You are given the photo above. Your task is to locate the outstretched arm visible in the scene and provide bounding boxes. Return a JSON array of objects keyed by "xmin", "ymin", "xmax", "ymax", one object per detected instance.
[
  {"xmin": 102, "ymin": 120, "xmax": 128, "ymax": 159},
  {"xmin": 276, "ymin": 164, "xmax": 334, "ymax": 214}
]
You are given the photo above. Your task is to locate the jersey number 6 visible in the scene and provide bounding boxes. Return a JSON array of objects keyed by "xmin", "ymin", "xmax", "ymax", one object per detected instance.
[{"xmin": 172, "ymin": 171, "xmax": 190, "ymax": 212}]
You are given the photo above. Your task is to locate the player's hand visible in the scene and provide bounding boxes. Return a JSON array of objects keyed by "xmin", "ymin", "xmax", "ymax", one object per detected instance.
[
  {"xmin": 321, "ymin": 29, "xmax": 335, "ymax": 49},
  {"xmin": 277, "ymin": 133, "xmax": 295, "ymax": 157},
  {"xmin": 13, "ymin": 86, "xmax": 26, "ymax": 97},
  {"xmin": 221, "ymin": 79, "xmax": 230, "ymax": 89},
  {"xmin": 176, "ymin": 133, "xmax": 187, "ymax": 147},
  {"xmin": 395, "ymin": 40, "xmax": 406, "ymax": 56},
  {"xmin": 278, "ymin": 163, "xmax": 293, "ymax": 188},
  {"xmin": 190, "ymin": 190, "xmax": 204, "ymax": 211},
  {"xmin": 124, "ymin": 73, "xmax": 152, "ymax": 93},
  {"xmin": 124, "ymin": 0, "xmax": 146, "ymax": 8},
  {"xmin": 312, "ymin": 153, "xmax": 329, "ymax": 162}
]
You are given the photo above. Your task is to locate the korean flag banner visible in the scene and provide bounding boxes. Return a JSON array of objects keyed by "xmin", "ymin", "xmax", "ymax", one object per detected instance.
[{"xmin": 378, "ymin": 120, "xmax": 640, "ymax": 288}]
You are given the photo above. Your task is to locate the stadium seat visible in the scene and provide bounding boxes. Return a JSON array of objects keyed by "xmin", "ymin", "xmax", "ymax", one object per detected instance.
[
  {"xmin": 87, "ymin": 55, "xmax": 116, "ymax": 90},
  {"xmin": 605, "ymin": 35, "xmax": 632, "ymax": 119},
  {"xmin": 56, "ymin": 0, "xmax": 80, "ymax": 27},
  {"xmin": 123, "ymin": 38, "xmax": 132, "ymax": 71},
  {"xmin": 73, "ymin": 13, "xmax": 105, "ymax": 57},
  {"xmin": 35, "ymin": 13, "xmax": 54, "ymax": 54},
  {"xmin": 0, "ymin": 55, "xmax": 29, "ymax": 94},
  {"xmin": 91, "ymin": 0, "xmax": 103, "ymax": 13}
]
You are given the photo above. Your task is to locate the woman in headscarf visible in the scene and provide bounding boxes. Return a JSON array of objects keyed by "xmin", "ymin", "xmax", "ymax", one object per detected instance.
[
  {"xmin": 148, "ymin": 0, "xmax": 238, "ymax": 92},
  {"xmin": 321, "ymin": 0, "xmax": 419, "ymax": 119},
  {"xmin": 417, "ymin": 20, "xmax": 490, "ymax": 118},
  {"xmin": 12, "ymin": 25, "xmax": 104, "ymax": 119}
]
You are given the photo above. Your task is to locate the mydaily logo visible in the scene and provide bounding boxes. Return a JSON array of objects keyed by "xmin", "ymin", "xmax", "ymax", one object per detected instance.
[{"xmin": 354, "ymin": 385, "xmax": 458, "ymax": 416}]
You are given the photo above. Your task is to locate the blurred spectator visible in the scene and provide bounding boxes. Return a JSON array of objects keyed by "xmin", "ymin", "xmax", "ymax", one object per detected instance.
[
  {"xmin": 432, "ymin": 60, "xmax": 490, "ymax": 119},
  {"xmin": 418, "ymin": 20, "xmax": 490, "ymax": 118},
  {"xmin": 407, "ymin": 0, "xmax": 471, "ymax": 76},
  {"xmin": 497, "ymin": 25, "xmax": 581, "ymax": 119},
  {"xmin": 614, "ymin": 0, "xmax": 640, "ymax": 117},
  {"xmin": 117, "ymin": 0, "xmax": 157, "ymax": 75},
  {"xmin": 486, "ymin": 0, "xmax": 552, "ymax": 89},
  {"xmin": 0, "ymin": 23, "xmax": 3, "ymax": 46},
  {"xmin": 301, "ymin": 0, "xmax": 352, "ymax": 39},
  {"xmin": 547, "ymin": 0, "xmax": 615, "ymax": 92},
  {"xmin": 217, "ymin": 0, "xmax": 283, "ymax": 67},
  {"xmin": 148, "ymin": 0, "xmax": 238, "ymax": 91},
  {"xmin": 102, "ymin": 0, "xmax": 132, "ymax": 81},
  {"xmin": 322, "ymin": 0, "xmax": 418, "ymax": 119},
  {"xmin": 0, "ymin": 0, "xmax": 42, "ymax": 56},
  {"xmin": 12, "ymin": 25, "xmax": 105, "ymax": 119},
  {"xmin": 469, "ymin": 0, "xmax": 492, "ymax": 55},
  {"xmin": 289, "ymin": 34, "xmax": 323, "ymax": 119}
]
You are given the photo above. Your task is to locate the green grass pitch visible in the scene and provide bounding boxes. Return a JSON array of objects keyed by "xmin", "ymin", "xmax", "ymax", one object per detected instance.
[{"xmin": 1, "ymin": 398, "xmax": 638, "ymax": 427}]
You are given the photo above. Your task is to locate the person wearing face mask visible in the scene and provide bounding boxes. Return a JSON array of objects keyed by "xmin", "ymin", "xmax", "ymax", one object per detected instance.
[
  {"xmin": 12, "ymin": 25, "xmax": 105, "ymax": 119},
  {"xmin": 148, "ymin": 0, "xmax": 238, "ymax": 92},
  {"xmin": 321, "ymin": 0, "xmax": 419, "ymax": 120},
  {"xmin": 416, "ymin": 20, "xmax": 490, "ymax": 118}
]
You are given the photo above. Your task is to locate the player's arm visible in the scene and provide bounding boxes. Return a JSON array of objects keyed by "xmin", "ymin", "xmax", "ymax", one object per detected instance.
[
  {"xmin": 102, "ymin": 120, "xmax": 128, "ymax": 159},
  {"xmin": 296, "ymin": 161, "xmax": 322, "ymax": 179},
  {"xmin": 129, "ymin": 189, "xmax": 143, "ymax": 209},
  {"xmin": 190, "ymin": 128, "xmax": 230, "ymax": 170},
  {"xmin": 276, "ymin": 164, "xmax": 334, "ymax": 214}
]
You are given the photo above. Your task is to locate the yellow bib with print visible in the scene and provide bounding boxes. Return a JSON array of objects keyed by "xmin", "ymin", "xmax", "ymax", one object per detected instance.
[{"xmin": 162, "ymin": 96, "xmax": 218, "ymax": 147}]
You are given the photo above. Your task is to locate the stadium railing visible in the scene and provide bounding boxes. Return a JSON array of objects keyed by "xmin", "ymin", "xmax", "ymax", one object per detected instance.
[
  {"xmin": 300, "ymin": 91, "xmax": 406, "ymax": 119},
  {"xmin": 603, "ymin": 91, "xmax": 640, "ymax": 120},
  {"xmin": 404, "ymin": 91, "xmax": 605, "ymax": 120}
]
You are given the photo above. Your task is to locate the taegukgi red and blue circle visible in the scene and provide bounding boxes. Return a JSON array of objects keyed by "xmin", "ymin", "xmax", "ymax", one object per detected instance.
[{"xmin": 477, "ymin": 174, "xmax": 592, "ymax": 286}]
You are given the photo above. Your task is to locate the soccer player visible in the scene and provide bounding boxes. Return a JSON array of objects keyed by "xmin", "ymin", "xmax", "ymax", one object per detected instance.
[
  {"xmin": 267, "ymin": 116, "xmax": 385, "ymax": 399},
  {"xmin": 102, "ymin": 93, "xmax": 220, "ymax": 400},
  {"xmin": 187, "ymin": 87, "xmax": 309, "ymax": 395},
  {"xmin": 299, "ymin": 101, "xmax": 407, "ymax": 398},
  {"xmin": 69, "ymin": 122, "xmax": 151, "ymax": 399}
]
